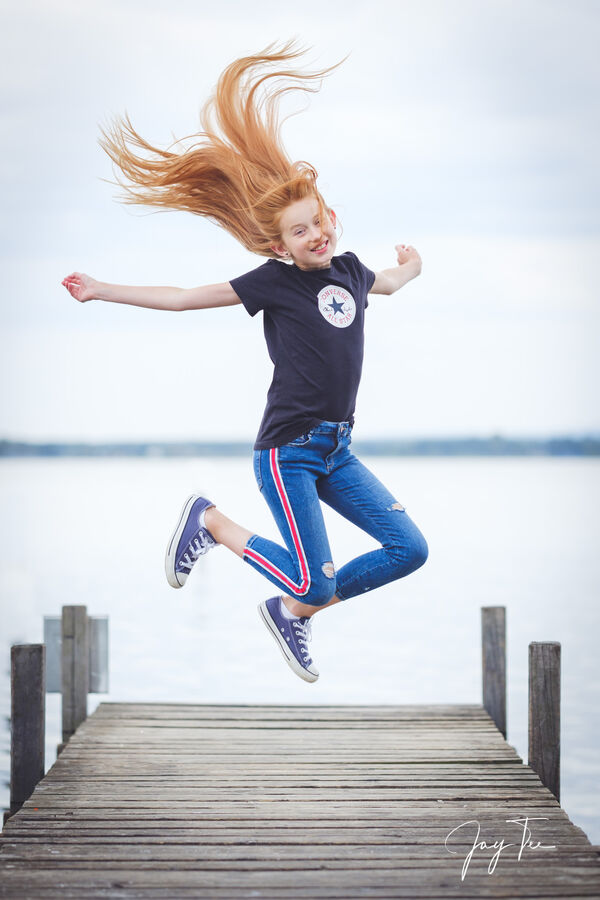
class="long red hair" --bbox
[99,42,342,257]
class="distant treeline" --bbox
[1,436,599,458]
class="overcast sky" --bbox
[1,0,598,441]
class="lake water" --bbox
[1,456,598,841]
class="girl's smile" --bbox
[273,197,338,270]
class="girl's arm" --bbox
[61,272,242,311]
[369,244,422,295]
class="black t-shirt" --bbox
[230,251,376,450]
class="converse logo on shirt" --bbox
[317,285,356,328]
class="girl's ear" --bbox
[271,243,289,258]
[329,209,337,225]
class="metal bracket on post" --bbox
[44,613,109,694]
[43,607,109,754]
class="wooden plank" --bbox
[2,866,600,889]
[5,826,591,842]
[1,833,594,850]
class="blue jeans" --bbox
[243,421,428,606]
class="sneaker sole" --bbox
[258,601,319,683]
[165,494,202,589]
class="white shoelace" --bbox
[292,618,313,661]
[179,533,213,571]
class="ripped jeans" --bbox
[243,421,428,606]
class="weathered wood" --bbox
[61,605,89,746]
[1,702,598,899]
[481,606,506,737]
[1,865,600,892]
[8,644,46,819]
[529,640,561,801]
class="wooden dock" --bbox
[1,702,599,898]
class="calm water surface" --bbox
[1,456,598,840]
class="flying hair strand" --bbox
[98,41,347,256]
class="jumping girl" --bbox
[62,43,428,683]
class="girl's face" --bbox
[272,196,337,270]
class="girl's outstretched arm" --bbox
[369,244,422,295]
[61,273,241,311]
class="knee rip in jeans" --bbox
[321,561,335,579]
[387,501,405,512]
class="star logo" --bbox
[328,297,346,317]
[317,285,356,328]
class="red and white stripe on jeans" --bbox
[243,448,311,596]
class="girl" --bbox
[62,43,428,684]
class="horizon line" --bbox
[1,435,599,458]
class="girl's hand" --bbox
[395,244,421,270]
[61,272,101,303]
[370,245,422,294]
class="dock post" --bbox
[59,605,89,752]
[528,641,561,801]
[481,606,506,737]
[8,644,46,820]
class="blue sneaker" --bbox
[165,495,217,588]
[258,596,319,683]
